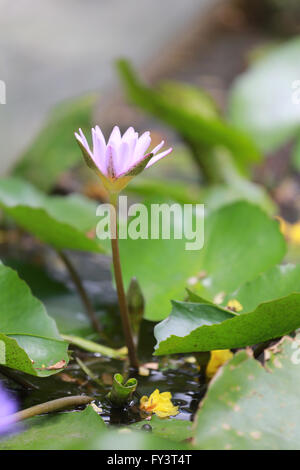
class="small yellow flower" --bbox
[206,350,233,379]
[140,389,179,418]
[226,299,243,312]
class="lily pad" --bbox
[0,177,103,252]
[0,406,189,450]
[223,263,300,312]
[194,336,300,449]
[0,263,69,376]
[154,293,300,354]
[130,415,193,443]
[3,259,123,344]
[192,201,285,301]
[118,200,204,321]
[120,201,285,320]
[0,406,105,450]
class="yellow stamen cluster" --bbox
[226,299,243,312]
[140,389,179,418]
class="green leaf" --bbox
[118,201,204,321]
[117,60,260,171]
[201,180,276,216]
[120,201,285,321]
[154,294,300,355]
[130,415,193,443]
[92,431,190,451]
[193,201,285,300]
[158,80,219,119]
[194,335,300,449]
[223,263,300,312]
[13,94,98,191]
[126,149,274,213]
[228,37,300,153]
[3,259,122,342]
[0,263,69,376]
[0,406,189,450]
[0,406,105,450]
[186,289,213,304]
[43,293,101,338]
[200,146,276,214]
[0,177,104,252]
[126,178,202,205]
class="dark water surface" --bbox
[0,248,206,426]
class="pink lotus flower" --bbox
[75,126,172,193]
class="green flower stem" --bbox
[10,395,93,422]
[58,250,103,338]
[127,277,145,339]
[62,334,127,359]
[109,193,139,369]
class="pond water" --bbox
[1,349,206,425]
[0,243,206,426]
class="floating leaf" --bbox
[194,336,300,449]
[0,263,69,376]
[120,201,285,320]
[0,406,105,450]
[154,294,300,355]
[191,201,285,301]
[0,177,104,252]
[3,259,123,342]
[0,406,188,450]
[223,263,300,312]
[119,200,204,321]
[130,415,193,442]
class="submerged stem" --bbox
[10,395,93,422]
[58,250,103,338]
[109,194,139,369]
[76,357,105,390]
